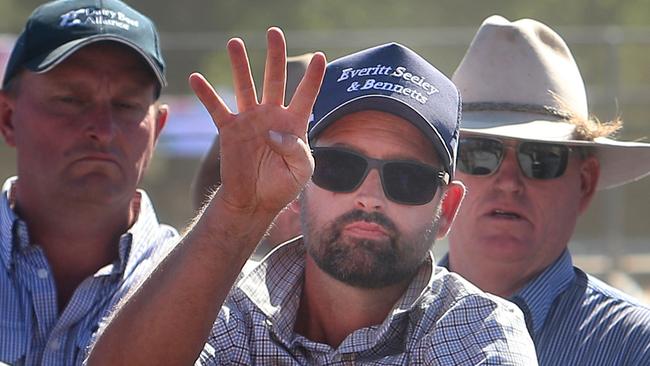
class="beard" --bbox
[301,206,440,289]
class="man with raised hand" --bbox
[0,0,176,364]
[445,15,650,365]
[88,29,537,365]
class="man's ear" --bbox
[435,180,466,239]
[153,103,169,141]
[578,155,600,214]
[0,91,16,147]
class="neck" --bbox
[12,185,139,309]
[294,255,410,347]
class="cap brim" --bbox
[24,34,166,88]
[309,94,455,176]
[460,111,650,190]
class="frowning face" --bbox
[0,42,166,209]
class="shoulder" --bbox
[570,268,650,318]
[571,269,650,331]
[426,266,522,315]
[534,268,650,364]
[426,268,526,328]
[414,268,537,365]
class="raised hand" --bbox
[190,27,326,217]
[85,29,325,366]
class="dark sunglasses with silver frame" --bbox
[458,137,579,180]
[311,147,449,205]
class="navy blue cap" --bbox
[309,43,461,177]
[2,0,166,91]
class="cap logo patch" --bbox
[59,7,140,31]
[336,65,439,105]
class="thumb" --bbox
[267,130,314,183]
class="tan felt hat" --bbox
[453,15,650,190]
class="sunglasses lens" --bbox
[518,142,569,179]
[458,138,503,175]
[383,162,439,205]
[312,149,368,192]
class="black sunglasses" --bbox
[311,147,449,205]
[458,137,571,180]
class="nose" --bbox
[353,168,387,211]
[493,148,525,194]
[85,103,116,145]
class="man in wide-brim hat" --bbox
[442,15,650,365]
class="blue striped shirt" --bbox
[198,239,538,365]
[440,250,650,365]
[0,178,178,366]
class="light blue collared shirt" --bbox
[440,250,650,365]
[0,178,178,366]
[199,238,538,365]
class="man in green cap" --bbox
[0,1,176,364]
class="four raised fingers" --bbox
[194,27,326,133]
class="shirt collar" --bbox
[119,189,167,278]
[0,177,19,270]
[238,238,436,350]
[0,177,163,278]
[238,238,306,343]
[512,250,575,335]
[438,250,575,336]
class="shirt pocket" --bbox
[0,320,27,365]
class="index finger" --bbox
[287,52,326,119]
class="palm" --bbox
[190,28,326,215]
[218,105,310,213]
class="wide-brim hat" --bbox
[452,15,650,190]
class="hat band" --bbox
[463,102,573,121]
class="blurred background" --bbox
[1,0,649,298]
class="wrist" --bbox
[192,190,278,258]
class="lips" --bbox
[343,221,390,239]
[482,205,530,223]
[490,209,522,219]
[74,152,119,164]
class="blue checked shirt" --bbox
[440,250,650,365]
[198,239,538,365]
[0,178,178,366]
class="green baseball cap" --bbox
[2,0,166,91]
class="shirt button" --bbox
[49,339,61,350]
[37,269,49,279]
